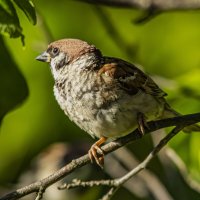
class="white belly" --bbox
[54,81,164,139]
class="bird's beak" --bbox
[36,51,51,62]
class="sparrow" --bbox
[36,38,199,167]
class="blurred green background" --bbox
[0,0,200,199]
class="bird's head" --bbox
[36,39,101,79]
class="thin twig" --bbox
[0,113,200,200]
[58,179,116,190]
[101,187,119,200]
[115,126,183,186]
[59,126,183,200]
[101,126,183,199]
[34,186,45,200]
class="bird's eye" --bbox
[52,47,59,55]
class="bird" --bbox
[36,38,199,168]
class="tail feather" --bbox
[162,103,200,133]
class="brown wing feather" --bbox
[99,57,167,98]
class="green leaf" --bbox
[0,35,28,123]
[13,0,36,25]
[0,0,24,43]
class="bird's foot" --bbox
[137,112,149,135]
[88,137,107,168]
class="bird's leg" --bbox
[137,112,149,135]
[88,136,107,168]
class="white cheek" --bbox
[50,60,59,79]
[50,53,66,80]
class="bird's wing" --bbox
[98,57,167,98]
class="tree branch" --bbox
[79,0,200,23]
[78,0,200,11]
[1,113,200,200]
[58,126,183,200]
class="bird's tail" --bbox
[162,103,200,133]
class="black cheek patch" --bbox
[56,58,66,70]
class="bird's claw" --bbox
[88,137,107,168]
[137,112,149,135]
[88,144,104,168]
